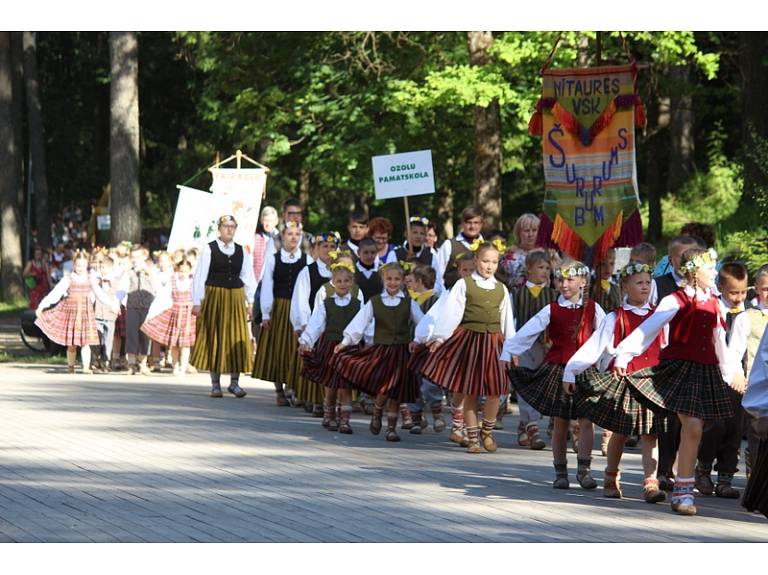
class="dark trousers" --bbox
[697,386,744,474]
[125,307,150,356]
[658,415,681,477]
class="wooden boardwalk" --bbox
[1,353,766,544]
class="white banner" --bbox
[209,168,266,252]
[167,186,218,253]
[372,149,435,200]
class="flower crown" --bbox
[619,262,654,278]
[312,231,341,245]
[283,221,303,229]
[217,215,237,225]
[679,249,717,275]
[469,238,507,255]
[554,263,590,278]
[399,260,414,272]
[330,262,355,274]
[409,216,429,225]
[328,249,353,261]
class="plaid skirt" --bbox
[301,337,355,391]
[573,366,664,436]
[190,286,253,374]
[625,359,734,421]
[335,343,419,404]
[141,304,196,348]
[743,440,768,519]
[508,362,586,420]
[420,328,508,396]
[115,305,127,338]
[36,296,99,347]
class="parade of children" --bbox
[15,205,768,527]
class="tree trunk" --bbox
[643,70,667,245]
[667,63,696,192]
[22,31,52,250]
[467,31,502,231]
[10,33,24,211]
[740,32,768,207]
[435,182,454,243]
[0,32,25,300]
[109,31,141,245]
[299,166,310,221]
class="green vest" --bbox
[324,297,362,342]
[460,277,504,333]
[372,293,412,345]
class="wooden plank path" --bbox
[0,358,766,543]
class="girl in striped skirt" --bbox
[141,259,196,377]
[563,262,667,503]
[422,240,514,453]
[36,250,120,375]
[252,222,310,404]
[501,260,605,488]
[334,262,424,442]
[298,262,361,434]
[612,248,738,516]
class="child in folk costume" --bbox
[252,222,311,405]
[509,250,558,450]
[501,260,606,488]
[149,251,175,372]
[563,262,668,503]
[298,262,361,434]
[116,245,156,376]
[91,256,120,372]
[141,259,197,377]
[422,240,515,453]
[612,248,739,516]
[35,250,120,375]
[400,264,442,433]
[334,262,425,442]
[291,231,341,416]
[742,323,768,518]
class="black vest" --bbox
[355,268,383,303]
[307,262,327,312]
[206,241,244,289]
[273,253,308,299]
[394,245,433,267]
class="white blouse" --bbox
[192,238,257,307]
[260,248,314,321]
[500,295,606,363]
[290,260,331,330]
[298,292,354,348]
[430,272,515,343]
[341,291,424,347]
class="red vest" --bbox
[612,307,662,372]
[543,300,597,365]
[659,291,722,365]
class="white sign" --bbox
[372,150,435,200]
[96,215,111,230]
[209,168,265,250]
[167,186,218,253]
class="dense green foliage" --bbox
[29,31,767,250]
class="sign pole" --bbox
[403,196,413,256]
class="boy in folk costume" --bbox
[436,205,484,290]
[116,245,156,376]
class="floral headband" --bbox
[619,262,654,277]
[554,263,590,278]
[312,231,341,245]
[679,249,717,275]
[283,221,303,229]
[399,260,414,272]
[469,238,507,255]
[328,249,353,261]
[217,215,237,225]
[409,216,429,225]
[330,262,355,274]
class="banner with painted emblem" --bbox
[209,167,266,252]
[529,63,645,264]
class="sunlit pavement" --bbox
[0,361,766,543]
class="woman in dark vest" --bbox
[191,215,257,398]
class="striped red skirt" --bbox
[334,343,418,403]
[420,328,507,396]
[141,304,196,347]
[301,337,354,390]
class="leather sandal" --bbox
[385,427,400,442]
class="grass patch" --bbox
[0,298,29,319]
